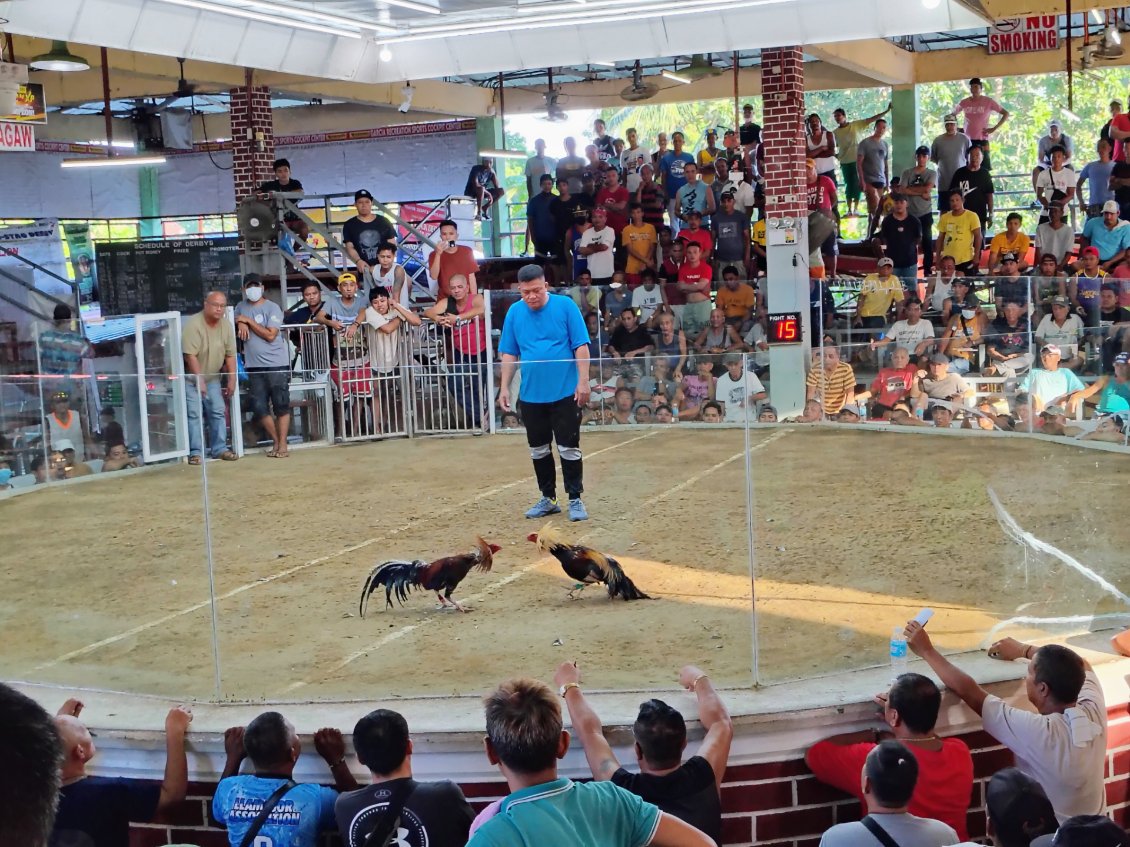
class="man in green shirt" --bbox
[467,677,714,847]
[182,290,238,463]
[832,103,891,217]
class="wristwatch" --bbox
[559,682,581,698]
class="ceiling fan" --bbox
[620,61,659,102]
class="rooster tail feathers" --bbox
[473,537,498,573]
[359,560,426,615]
[604,556,651,601]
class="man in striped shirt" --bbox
[805,345,857,415]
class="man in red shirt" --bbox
[678,240,714,338]
[427,219,478,299]
[1109,107,1130,162]
[595,168,630,236]
[858,346,917,418]
[677,210,714,261]
[807,159,839,277]
[805,672,974,840]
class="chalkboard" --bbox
[95,238,243,316]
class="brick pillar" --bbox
[761,47,807,222]
[228,84,274,206]
[760,46,810,416]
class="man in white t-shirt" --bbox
[715,353,766,422]
[630,270,665,324]
[620,128,651,194]
[579,206,618,283]
[1035,296,1085,370]
[818,740,959,847]
[871,298,937,363]
[906,620,1107,823]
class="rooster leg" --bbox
[450,598,469,613]
[566,582,588,600]
[434,591,452,609]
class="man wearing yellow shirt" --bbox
[751,218,767,276]
[988,212,1031,272]
[934,191,983,273]
[854,257,904,361]
[621,203,658,286]
[698,129,721,186]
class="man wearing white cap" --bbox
[1032,120,1075,191]
[929,115,971,212]
[1019,344,1085,412]
[1081,200,1130,271]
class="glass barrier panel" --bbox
[0,360,215,700]
[206,343,756,700]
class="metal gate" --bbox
[404,313,493,436]
[312,303,494,443]
[329,325,411,442]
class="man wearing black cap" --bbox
[499,264,592,522]
[875,193,922,293]
[342,189,396,280]
[982,769,1058,847]
[901,146,937,273]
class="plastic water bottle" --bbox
[890,627,909,678]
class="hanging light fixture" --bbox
[29,41,90,72]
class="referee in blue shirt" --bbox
[499,264,592,521]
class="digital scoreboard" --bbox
[766,312,803,344]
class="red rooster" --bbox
[527,525,650,601]
[359,537,501,615]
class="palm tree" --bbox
[601,98,741,151]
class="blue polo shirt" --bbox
[1082,216,1130,260]
[467,778,661,847]
[499,292,589,404]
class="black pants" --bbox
[918,213,934,273]
[519,396,583,499]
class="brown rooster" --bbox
[527,525,650,601]
[359,537,501,615]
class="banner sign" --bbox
[0,83,48,124]
[0,121,35,151]
[988,17,1059,53]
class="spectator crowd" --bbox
[4,621,1130,847]
[8,78,1130,491]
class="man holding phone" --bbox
[427,219,478,299]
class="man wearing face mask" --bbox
[234,274,292,458]
[941,296,988,375]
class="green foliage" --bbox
[499,127,531,207]
[597,67,1130,235]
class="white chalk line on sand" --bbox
[282,428,792,693]
[35,431,661,673]
[987,486,1130,607]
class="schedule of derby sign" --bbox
[95,238,242,316]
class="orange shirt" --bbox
[716,283,756,320]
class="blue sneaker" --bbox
[525,497,561,519]
[568,498,589,522]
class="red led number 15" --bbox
[778,318,797,341]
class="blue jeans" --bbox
[187,379,228,458]
[450,349,486,428]
[894,266,918,294]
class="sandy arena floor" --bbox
[1,427,1126,703]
